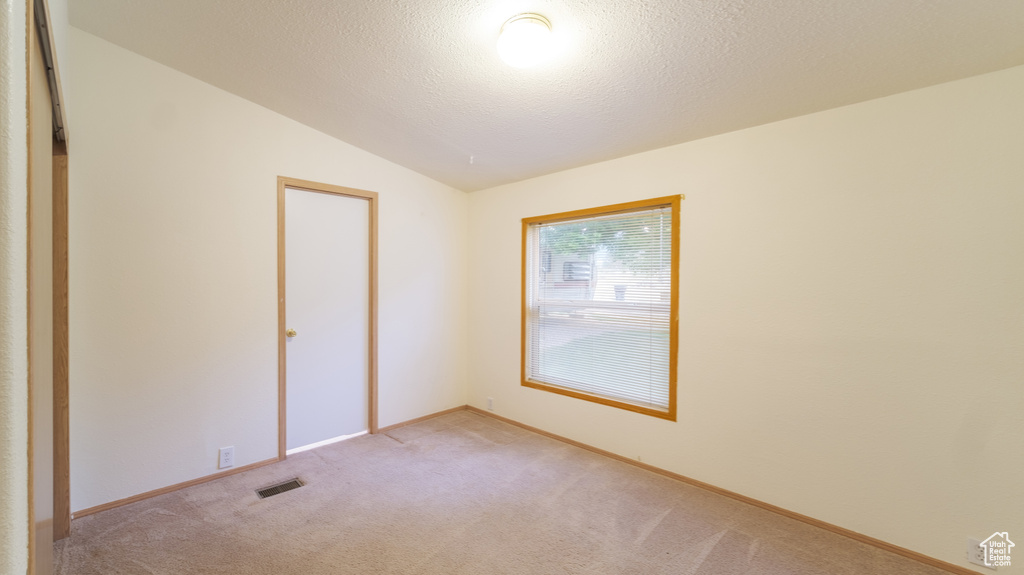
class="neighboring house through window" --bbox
[521,195,682,420]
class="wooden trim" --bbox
[25,1,36,568]
[521,380,676,420]
[51,149,69,540]
[367,191,379,434]
[668,194,680,422]
[72,457,278,519]
[376,406,468,434]
[278,176,379,202]
[277,176,380,458]
[466,406,980,575]
[276,179,287,459]
[521,194,684,226]
[521,195,683,422]
[520,218,528,403]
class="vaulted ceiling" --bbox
[70,0,1024,192]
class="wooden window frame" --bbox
[521,195,682,421]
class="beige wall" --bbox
[467,65,1024,571]
[0,0,30,571]
[67,29,469,512]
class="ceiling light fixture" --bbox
[497,13,553,68]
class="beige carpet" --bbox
[56,410,951,574]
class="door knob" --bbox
[286,328,297,338]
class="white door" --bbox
[285,187,369,450]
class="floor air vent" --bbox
[257,478,304,499]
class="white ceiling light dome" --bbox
[497,13,553,68]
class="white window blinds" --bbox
[523,199,678,418]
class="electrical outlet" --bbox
[487,397,494,411]
[967,538,996,570]
[219,446,234,469]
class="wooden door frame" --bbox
[27,0,71,545]
[52,145,68,539]
[276,176,379,460]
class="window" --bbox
[522,195,681,420]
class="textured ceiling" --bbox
[70,0,1024,192]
